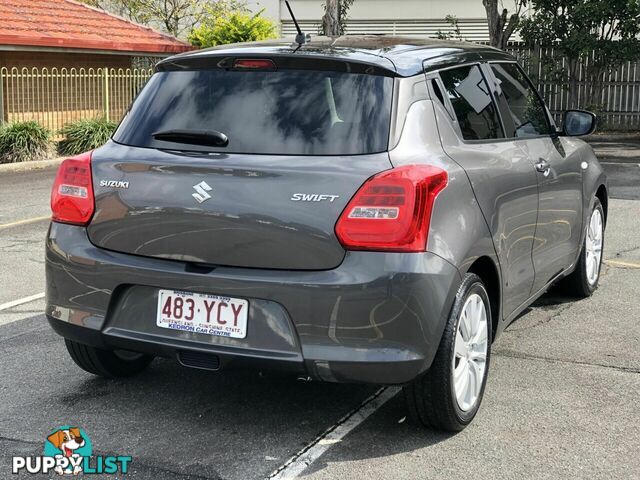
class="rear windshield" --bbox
[113,69,393,156]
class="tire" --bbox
[559,198,605,298]
[64,339,154,378]
[403,273,492,432]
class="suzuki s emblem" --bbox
[192,181,213,204]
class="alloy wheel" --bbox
[585,208,604,286]
[452,293,489,412]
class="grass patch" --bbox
[0,121,54,164]
[58,117,117,156]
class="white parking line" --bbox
[0,293,45,312]
[606,259,640,269]
[0,215,50,230]
[269,386,401,480]
[598,162,639,165]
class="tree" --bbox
[79,0,245,38]
[322,0,355,36]
[520,0,640,110]
[482,0,528,49]
[189,8,277,48]
[435,15,464,41]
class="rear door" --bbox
[88,147,391,270]
[429,63,539,318]
[88,61,395,270]
[487,62,583,293]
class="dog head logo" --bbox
[13,426,131,475]
[47,428,85,457]
[44,426,92,475]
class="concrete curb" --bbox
[0,158,63,174]
[585,133,640,143]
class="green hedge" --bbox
[0,121,53,164]
[189,10,277,48]
[58,117,118,156]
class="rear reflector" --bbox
[233,58,276,70]
[335,165,448,252]
[51,151,95,226]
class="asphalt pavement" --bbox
[0,140,639,479]
[587,139,640,200]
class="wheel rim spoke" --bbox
[459,311,471,341]
[459,363,471,407]
[454,358,467,383]
[455,331,468,358]
[454,360,469,405]
[467,361,480,402]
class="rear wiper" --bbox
[152,129,229,147]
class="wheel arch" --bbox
[465,256,501,341]
[595,184,608,224]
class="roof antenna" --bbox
[284,1,308,45]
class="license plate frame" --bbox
[156,289,248,339]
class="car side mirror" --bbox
[562,110,597,137]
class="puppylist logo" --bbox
[12,426,132,475]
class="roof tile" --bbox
[0,0,192,54]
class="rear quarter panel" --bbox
[388,77,500,316]
[575,139,608,244]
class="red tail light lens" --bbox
[335,165,448,252]
[51,151,94,226]
[233,59,276,70]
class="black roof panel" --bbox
[158,35,515,77]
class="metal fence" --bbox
[508,47,640,130]
[0,67,154,135]
[282,19,492,42]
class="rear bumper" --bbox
[45,223,461,384]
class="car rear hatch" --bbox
[86,54,395,270]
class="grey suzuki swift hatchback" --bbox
[47,36,607,431]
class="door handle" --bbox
[535,159,551,177]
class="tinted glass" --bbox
[490,63,552,138]
[439,65,503,141]
[113,70,393,155]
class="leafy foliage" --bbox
[520,0,640,109]
[189,8,277,47]
[80,0,245,38]
[0,121,53,164]
[435,15,464,41]
[58,118,118,156]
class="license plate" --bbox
[156,289,248,339]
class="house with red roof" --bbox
[0,0,192,70]
[0,0,192,132]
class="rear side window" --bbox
[490,62,552,138]
[438,65,503,141]
[113,69,393,156]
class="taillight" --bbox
[335,165,448,252]
[233,58,276,70]
[51,151,94,226]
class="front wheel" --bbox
[403,273,492,432]
[560,198,605,298]
[65,339,154,378]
